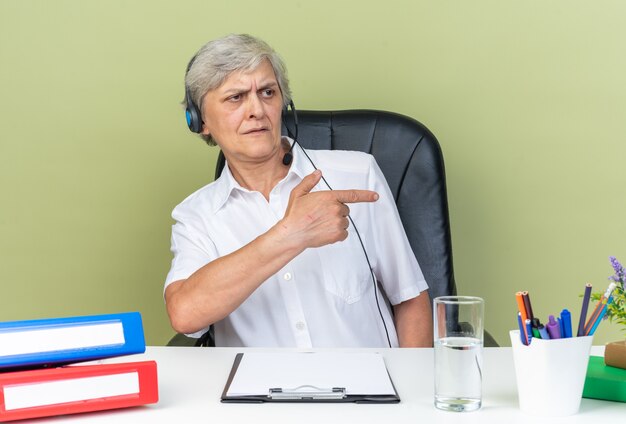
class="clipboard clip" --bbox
[269,385,346,400]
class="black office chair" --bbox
[167,110,499,347]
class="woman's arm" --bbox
[393,293,433,347]
[165,170,379,334]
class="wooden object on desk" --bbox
[604,340,626,369]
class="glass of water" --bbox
[433,296,484,412]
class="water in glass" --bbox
[434,336,483,412]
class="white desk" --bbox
[42,346,622,423]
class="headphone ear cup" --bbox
[185,103,202,133]
[185,88,203,133]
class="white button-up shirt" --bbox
[165,140,429,347]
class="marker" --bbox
[532,326,541,339]
[531,318,540,329]
[525,319,533,345]
[531,319,541,338]
[546,315,561,339]
[538,324,550,340]
[560,309,572,338]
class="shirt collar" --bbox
[211,137,310,213]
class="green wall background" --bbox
[1,0,624,346]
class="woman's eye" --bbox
[261,89,274,97]
[228,94,241,102]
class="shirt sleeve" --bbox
[366,156,429,305]
[163,208,219,339]
[164,208,219,292]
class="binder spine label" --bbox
[3,371,140,411]
[0,322,125,357]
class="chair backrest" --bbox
[215,109,457,301]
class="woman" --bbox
[164,34,432,347]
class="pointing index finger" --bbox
[331,190,379,204]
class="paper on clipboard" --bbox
[225,352,396,397]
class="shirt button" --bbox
[295,321,306,331]
[283,272,292,281]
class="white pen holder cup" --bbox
[509,330,593,417]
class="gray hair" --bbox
[184,34,292,146]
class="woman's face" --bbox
[201,60,284,166]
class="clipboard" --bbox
[221,352,400,403]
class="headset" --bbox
[184,59,393,347]
[185,88,203,134]
[184,55,203,134]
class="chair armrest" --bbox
[166,333,199,347]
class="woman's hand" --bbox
[276,170,379,250]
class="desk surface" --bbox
[42,346,622,424]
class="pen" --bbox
[516,292,529,345]
[584,282,617,335]
[522,291,535,322]
[577,283,592,337]
[546,315,561,339]
[588,296,613,336]
[560,309,572,338]
[517,312,527,345]
[525,319,533,345]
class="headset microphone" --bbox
[282,145,295,166]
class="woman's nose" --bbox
[246,94,265,119]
